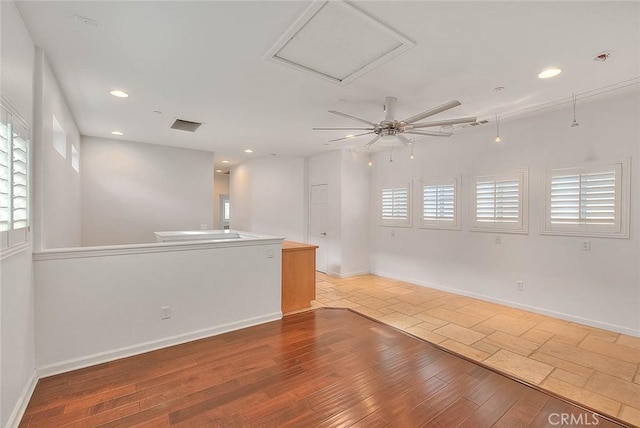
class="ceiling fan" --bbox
[314,96,476,148]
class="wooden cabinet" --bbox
[281,241,318,313]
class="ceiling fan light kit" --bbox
[314,96,476,150]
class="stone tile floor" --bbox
[309,273,640,426]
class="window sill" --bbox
[540,230,629,239]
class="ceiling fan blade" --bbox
[328,110,377,126]
[402,100,462,124]
[409,116,477,129]
[405,131,453,137]
[364,135,381,149]
[313,127,374,131]
[327,131,374,143]
[396,134,412,146]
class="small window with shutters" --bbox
[542,161,629,238]
[471,169,528,234]
[420,177,460,230]
[0,100,30,256]
[380,184,411,227]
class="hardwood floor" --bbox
[20,309,627,427]
[314,273,640,426]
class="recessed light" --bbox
[346,134,355,138]
[153,110,162,114]
[110,90,129,98]
[493,86,505,92]
[244,149,253,153]
[111,131,124,136]
[221,160,229,164]
[215,169,223,173]
[538,68,562,79]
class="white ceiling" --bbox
[16,1,640,170]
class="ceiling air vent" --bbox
[170,119,203,132]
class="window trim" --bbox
[379,183,412,227]
[470,169,529,234]
[419,176,461,230]
[541,160,630,238]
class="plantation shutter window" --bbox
[471,170,528,233]
[0,100,30,254]
[0,108,10,233]
[476,179,519,224]
[421,178,460,230]
[543,162,628,238]
[380,185,411,226]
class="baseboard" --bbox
[339,270,371,278]
[5,368,38,428]
[37,312,283,378]
[371,270,640,337]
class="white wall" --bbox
[230,157,306,242]
[369,89,640,335]
[213,173,229,228]
[340,151,370,276]
[81,137,214,246]
[36,51,82,250]
[0,2,37,426]
[33,239,282,374]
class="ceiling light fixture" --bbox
[410,142,415,160]
[538,68,562,79]
[215,169,223,173]
[111,131,123,136]
[494,114,501,143]
[110,90,129,98]
[222,160,229,164]
[244,149,253,153]
[571,93,579,127]
[368,159,373,167]
[346,134,355,138]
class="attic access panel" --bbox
[265,1,415,86]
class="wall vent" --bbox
[468,120,489,126]
[170,119,203,132]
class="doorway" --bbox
[309,184,328,273]
[219,195,230,229]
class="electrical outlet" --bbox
[494,236,502,244]
[160,306,171,320]
[516,281,524,291]
[267,249,275,258]
[581,240,591,251]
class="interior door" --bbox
[309,184,328,273]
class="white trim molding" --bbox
[5,369,38,428]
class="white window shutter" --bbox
[421,177,460,230]
[471,170,528,234]
[380,185,411,226]
[544,162,627,237]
